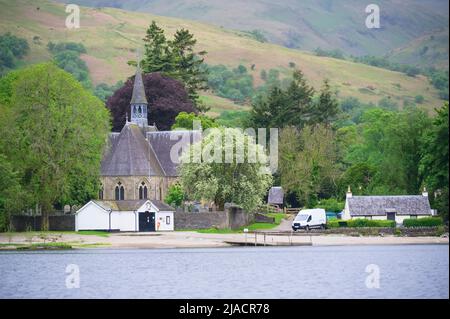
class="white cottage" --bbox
[342,187,434,224]
[75,199,175,232]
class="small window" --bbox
[166,216,171,225]
[115,182,125,200]
[139,182,148,200]
[99,184,104,200]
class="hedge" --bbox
[327,219,396,228]
[402,217,444,227]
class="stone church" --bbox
[99,65,200,202]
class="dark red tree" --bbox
[106,72,197,131]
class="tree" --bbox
[0,155,26,231]
[165,184,184,208]
[312,79,339,125]
[0,63,110,229]
[341,107,432,195]
[421,103,449,220]
[0,33,29,74]
[249,69,337,130]
[179,128,273,211]
[172,112,217,130]
[169,28,208,102]
[106,72,197,131]
[141,21,208,105]
[48,42,92,89]
[279,125,340,207]
[142,21,173,73]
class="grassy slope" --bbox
[387,29,450,69]
[59,0,450,68]
[0,0,445,113]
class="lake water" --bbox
[0,245,448,299]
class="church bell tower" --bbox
[130,63,148,128]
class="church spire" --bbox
[130,59,148,127]
[130,63,148,105]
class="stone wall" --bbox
[295,226,448,237]
[254,213,275,223]
[10,215,75,232]
[174,212,228,230]
[175,206,254,230]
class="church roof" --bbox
[347,195,432,216]
[147,130,202,177]
[130,65,148,105]
[92,199,175,212]
[101,123,164,176]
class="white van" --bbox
[292,208,327,231]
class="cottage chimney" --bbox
[422,187,428,197]
[346,185,353,198]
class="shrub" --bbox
[347,219,396,228]
[315,198,344,212]
[327,219,395,228]
[415,95,425,104]
[403,217,444,227]
[327,220,341,228]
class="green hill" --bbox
[0,0,445,114]
[57,0,449,69]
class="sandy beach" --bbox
[0,231,448,249]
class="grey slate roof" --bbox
[101,123,164,176]
[147,130,202,177]
[347,195,432,216]
[93,200,148,211]
[130,65,148,105]
[268,187,284,204]
[151,200,176,211]
[93,199,174,212]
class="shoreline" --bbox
[0,231,448,250]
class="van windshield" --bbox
[295,214,309,221]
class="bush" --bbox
[348,219,396,228]
[315,198,344,212]
[403,217,444,227]
[415,95,425,104]
[327,220,341,228]
[327,219,395,228]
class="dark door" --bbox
[139,211,155,232]
[387,212,396,221]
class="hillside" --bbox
[387,29,449,69]
[57,0,449,68]
[0,0,445,113]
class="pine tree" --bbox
[142,21,173,73]
[141,22,208,106]
[169,28,208,102]
[313,79,339,125]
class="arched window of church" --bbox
[138,105,142,114]
[139,182,148,200]
[115,182,125,200]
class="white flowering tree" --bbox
[179,127,273,212]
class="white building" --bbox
[342,187,434,224]
[75,199,175,232]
